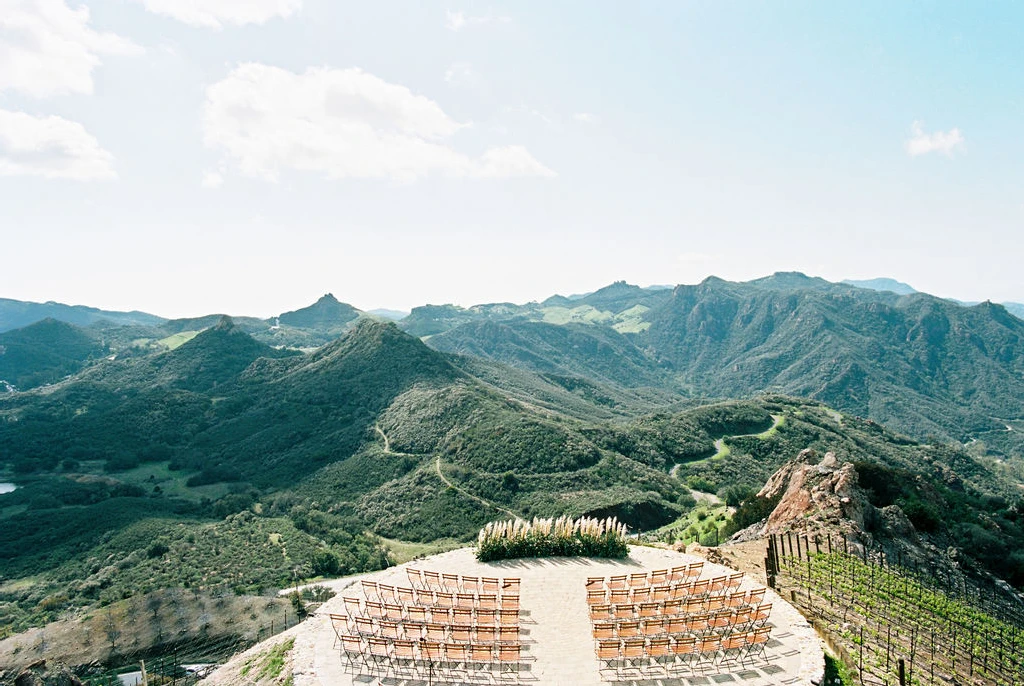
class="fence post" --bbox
[898,658,906,686]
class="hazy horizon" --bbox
[3,2,1022,318]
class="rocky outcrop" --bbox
[13,660,84,686]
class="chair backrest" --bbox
[590,604,611,620]
[629,572,649,588]
[748,588,766,605]
[406,568,422,587]
[361,580,378,598]
[722,634,747,651]
[642,618,665,636]
[415,588,435,605]
[622,638,645,658]
[692,579,710,596]
[379,584,396,603]
[498,626,520,643]
[397,586,415,604]
[709,610,733,630]
[384,603,404,621]
[425,622,446,641]
[652,585,670,601]
[476,626,497,643]
[687,562,704,579]
[632,587,651,603]
[727,590,747,608]
[698,635,721,653]
[463,575,480,592]
[500,595,519,610]
[613,604,634,620]
[502,577,521,594]
[706,596,726,612]
[477,608,498,626]
[451,625,472,642]
[380,621,400,639]
[470,643,493,661]
[367,637,390,658]
[647,636,670,658]
[608,574,627,590]
[366,601,384,619]
[456,592,476,609]
[436,592,454,608]
[672,635,698,656]
[424,570,441,590]
[343,596,361,614]
[617,621,640,639]
[588,589,607,605]
[586,576,605,590]
[341,634,362,653]
[446,642,468,661]
[685,613,709,633]
[754,603,772,622]
[442,573,460,590]
[650,569,669,585]
[479,593,498,610]
[728,572,745,588]
[669,564,687,582]
[482,576,500,593]
[596,640,620,660]
[421,640,444,661]
[498,644,521,663]
[664,617,686,635]
[499,608,520,625]
[407,606,427,623]
[593,622,615,639]
[751,626,772,644]
[610,589,629,604]
[429,607,450,624]
[638,602,659,618]
[452,607,473,624]
[709,575,727,593]
[355,617,374,635]
[663,599,683,615]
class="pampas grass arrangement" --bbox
[476,515,629,561]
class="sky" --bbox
[1,1,1023,318]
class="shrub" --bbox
[476,516,629,562]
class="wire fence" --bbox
[764,532,1024,686]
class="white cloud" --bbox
[129,0,301,29]
[573,112,598,124]
[202,170,224,188]
[0,109,116,180]
[445,9,510,31]
[0,0,141,97]
[905,120,965,157]
[203,63,555,182]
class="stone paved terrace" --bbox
[280,545,823,686]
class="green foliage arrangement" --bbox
[476,515,629,561]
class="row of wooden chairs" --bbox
[586,563,706,591]
[333,614,523,644]
[596,627,772,677]
[344,600,521,627]
[585,575,749,606]
[339,633,525,680]
[587,588,767,621]
[360,581,520,610]
[591,605,772,639]
[406,568,521,595]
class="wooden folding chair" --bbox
[708,609,734,633]
[669,564,688,583]
[612,603,634,620]
[442,573,460,592]
[435,592,454,609]
[501,577,521,594]
[590,604,612,622]
[705,595,726,612]
[365,601,384,619]
[444,642,469,678]
[744,626,771,664]
[407,605,427,623]
[747,588,766,605]
[428,606,450,624]
[684,597,704,615]
[596,639,621,678]
[587,589,608,605]
[727,572,744,589]
[340,634,365,674]
[396,586,415,605]
[500,594,519,611]
[420,640,444,680]
[586,576,605,590]
[621,638,646,676]
[719,632,748,668]
[360,580,378,600]
[632,587,651,603]
[477,608,498,626]
[469,643,495,675]
[497,643,522,679]
[463,575,480,593]
[379,584,396,604]
[456,592,476,609]
[650,568,669,585]
[672,582,693,600]
[664,616,687,636]
[617,620,641,639]
[727,589,748,609]
[406,567,422,589]
[695,635,721,671]
[482,576,500,593]
[751,603,772,628]
[608,574,628,590]
[384,603,404,622]
[691,579,710,598]
[479,593,498,610]
[593,622,615,640]
[328,613,348,647]
[342,596,362,615]
[423,570,441,591]
[663,598,683,616]
[651,584,670,602]
[450,624,472,643]
[415,587,435,606]
[609,588,629,605]
[670,635,699,673]
[647,636,672,675]
[687,562,704,580]
[629,572,649,589]
[366,637,393,677]
[685,613,710,635]
[708,575,728,595]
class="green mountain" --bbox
[842,277,917,295]
[0,319,108,390]
[0,298,164,333]
[278,293,360,329]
